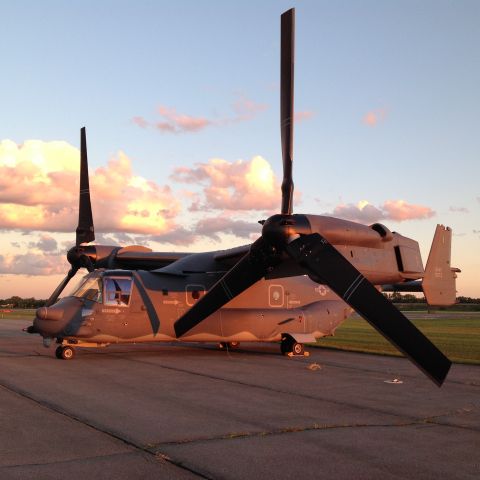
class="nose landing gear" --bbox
[55,345,75,360]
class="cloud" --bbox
[328,199,435,223]
[0,252,66,276]
[150,217,260,246]
[449,206,469,213]
[382,200,435,221]
[171,155,280,211]
[194,217,259,242]
[132,105,211,134]
[28,234,58,252]
[294,111,314,123]
[0,139,182,236]
[133,94,267,134]
[155,105,211,133]
[150,226,198,247]
[132,116,149,129]
[231,94,267,122]
[362,108,387,127]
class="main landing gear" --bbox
[281,336,309,357]
[55,345,75,360]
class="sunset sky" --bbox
[1,0,479,298]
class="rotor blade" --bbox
[286,233,451,386]
[76,127,95,246]
[45,267,79,307]
[280,8,295,215]
[174,238,275,338]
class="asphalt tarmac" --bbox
[1,317,479,479]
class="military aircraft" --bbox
[26,9,459,386]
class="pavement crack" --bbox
[123,356,480,433]
[147,419,435,451]
[3,450,139,469]
[0,382,210,479]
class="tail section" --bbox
[422,225,460,306]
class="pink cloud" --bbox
[362,108,387,126]
[232,95,267,122]
[382,200,435,221]
[328,200,435,223]
[294,111,314,123]
[132,116,148,129]
[133,94,267,134]
[131,108,211,134]
[0,140,182,236]
[156,105,211,133]
[132,105,212,134]
[171,156,280,211]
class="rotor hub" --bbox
[67,245,96,271]
[261,214,311,247]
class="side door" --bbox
[101,276,134,337]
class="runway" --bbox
[1,317,479,479]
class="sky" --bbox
[0,0,479,298]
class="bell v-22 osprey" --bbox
[26,9,460,386]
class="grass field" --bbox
[313,313,480,365]
[0,309,36,320]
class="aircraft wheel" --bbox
[56,345,75,360]
[292,342,304,355]
[281,337,304,356]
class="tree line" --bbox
[1,293,479,309]
[384,293,480,303]
[0,296,47,309]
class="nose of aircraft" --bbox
[32,297,83,338]
[36,306,64,321]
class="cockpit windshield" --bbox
[71,276,103,303]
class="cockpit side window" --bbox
[104,277,133,306]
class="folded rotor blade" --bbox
[280,8,295,215]
[286,233,451,386]
[174,238,276,338]
[76,127,95,246]
[45,267,79,307]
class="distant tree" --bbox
[384,292,425,303]
[457,296,480,304]
[0,297,47,308]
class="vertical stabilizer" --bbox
[422,225,460,306]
